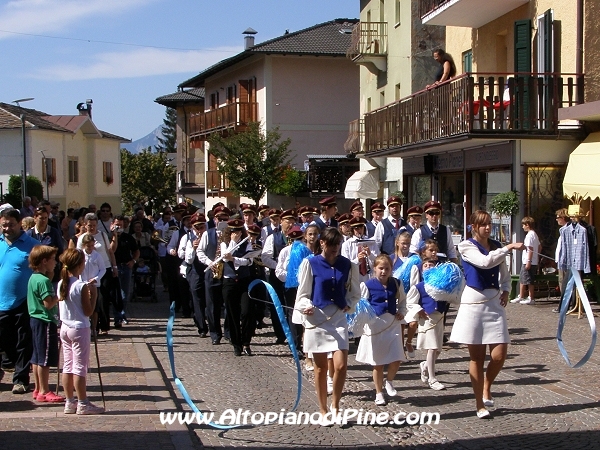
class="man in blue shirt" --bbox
[0,208,38,394]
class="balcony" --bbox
[419,0,529,28]
[188,102,258,141]
[205,170,232,197]
[346,21,387,73]
[363,72,584,154]
[344,118,364,154]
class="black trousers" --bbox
[284,287,302,348]
[205,272,225,340]
[268,272,286,341]
[0,301,32,385]
[187,265,207,333]
[98,270,123,331]
[222,277,255,349]
[165,254,183,310]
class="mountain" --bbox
[120,126,163,153]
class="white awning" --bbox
[344,169,380,199]
[563,132,600,200]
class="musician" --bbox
[410,201,458,263]
[257,205,271,227]
[349,200,365,219]
[311,196,338,231]
[342,217,377,283]
[374,196,406,255]
[166,211,193,317]
[220,219,254,356]
[366,202,384,238]
[260,208,282,243]
[241,204,258,229]
[299,206,317,232]
[197,206,230,345]
[156,210,177,291]
[338,214,353,241]
[246,224,267,330]
[181,213,208,337]
[206,202,224,230]
[262,209,296,344]
[399,205,424,237]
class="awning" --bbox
[344,169,380,199]
[563,132,600,200]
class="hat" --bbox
[211,202,225,211]
[268,208,282,217]
[349,200,364,212]
[287,226,304,240]
[424,201,442,213]
[174,202,188,213]
[227,218,245,230]
[406,205,424,216]
[247,224,262,235]
[280,209,296,220]
[258,204,270,214]
[370,202,384,212]
[319,196,337,207]
[387,196,403,207]
[338,213,352,225]
[190,213,206,225]
[241,204,257,215]
[349,217,368,227]
[213,205,231,217]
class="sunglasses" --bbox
[427,210,441,216]
[216,216,229,221]
[193,224,206,229]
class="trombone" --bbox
[151,230,169,245]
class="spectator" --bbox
[20,196,35,218]
[510,216,540,305]
[26,206,65,282]
[97,203,113,238]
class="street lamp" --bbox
[12,98,35,199]
[39,150,50,201]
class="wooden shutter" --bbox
[514,19,532,129]
[239,80,249,102]
[542,10,553,73]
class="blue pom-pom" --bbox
[346,298,376,335]
[423,262,463,295]
[285,241,312,288]
[393,254,421,293]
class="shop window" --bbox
[440,174,464,236]
[408,175,431,209]
[472,170,511,242]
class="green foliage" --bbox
[4,175,44,207]
[271,166,307,197]
[208,122,292,205]
[489,190,520,217]
[120,148,176,215]
[155,107,177,153]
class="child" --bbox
[510,216,540,305]
[28,245,64,402]
[81,234,105,318]
[405,257,462,391]
[356,254,407,405]
[58,248,104,415]
[136,258,151,284]
[392,232,411,272]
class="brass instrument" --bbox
[151,230,169,245]
[251,241,265,267]
[211,231,224,279]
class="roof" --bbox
[155,88,205,107]
[307,154,349,160]
[179,18,358,88]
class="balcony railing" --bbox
[419,0,447,19]
[363,72,584,154]
[189,102,258,139]
[206,170,230,194]
[344,118,364,154]
[347,21,388,60]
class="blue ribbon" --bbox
[556,268,597,368]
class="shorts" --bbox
[519,264,538,285]
[60,324,91,377]
[30,318,59,367]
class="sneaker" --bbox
[36,391,65,403]
[12,383,28,394]
[375,392,386,406]
[419,361,428,383]
[520,297,535,305]
[384,380,397,397]
[509,297,523,304]
[428,378,446,391]
[76,401,105,415]
[552,308,560,313]
[405,344,416,359]
[64,400,78,414]
[327,376,334,395]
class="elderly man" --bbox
[20,197,35,218]
[0,208,38,393]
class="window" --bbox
[395,83,401,101]
[42,157,56,185]
[380,91,386,108]
[103,161,113,185]
[395,0,401,25]
[462,50,473,73]
[367,97,372,112]
[68,157,79,183]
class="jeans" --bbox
[117,264,132,313]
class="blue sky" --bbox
[0,0,358,141]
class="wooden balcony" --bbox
[188,102,258,141]
[363,72,584,154]
[205,170,231,197]
[344,118,364,154]
[347,22,387,73]
[419,0,529,28]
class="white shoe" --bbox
[509,297,522,303]
[419,361,428,383]
[375,392,386,406]
[319,412,334,427]
[477,408,491,419]
[483,397,495,407]
[405,345,416,359]
[384,380,397,397]
[327,376,333,395]
[520,297,535,305]
[428,378,445,390]
[305,363,314,372]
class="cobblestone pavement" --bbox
[1,281,599,449]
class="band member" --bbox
[366,202,384,238]
[260,209,282,243]
[410,201,458,263]
[311,196,338,231]
[167,210,193,317]
[241,204,258,229]
[338,213,353,241]
[349,200,364,219]
[342,217,377,283]
[246,224,267,330]
[399,205,424,237]
[299,206,318,232]
[374,196,406,255]
[257,205,271,227]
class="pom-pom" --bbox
[285,241,312,288]
[423,262,464,302]
[346,298,376,336]
[393,254,421,293]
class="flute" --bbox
[204,236,250,273]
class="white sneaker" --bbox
[509,297,522,304]
[384,380,397,397]
[327,376,333,395]
[419,361,428,383]
[375,392,386,405]
[520,297,535,305]
[428,378,446,390]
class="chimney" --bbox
[76,99,93,119]
[243,27,257,50]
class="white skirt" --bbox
[416,311,445,350]
[355,313,406,366]
[449,286,510,345]
[302,304,349,353]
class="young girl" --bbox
[28,245,63,402]
[58,248,104,415]
[356,254,406,405]
[392,232,411,272]
[81,234,105,317]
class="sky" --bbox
[0,0,358,141]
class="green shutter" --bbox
[543,10,553,72]
[514,19,532,129]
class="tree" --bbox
[121,148,176,215]
[4,175,44,208]
[208,122,292,206]
[271,166,307,198]
[155,107,177,153]
[489,190,520,243]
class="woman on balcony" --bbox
[427,49,457,89]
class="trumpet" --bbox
[151,230,169,245]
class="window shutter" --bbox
[514,19,532,129]
[543,10,553,73]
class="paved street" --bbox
[1,281,599,449]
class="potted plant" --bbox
[489,190,519,244]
